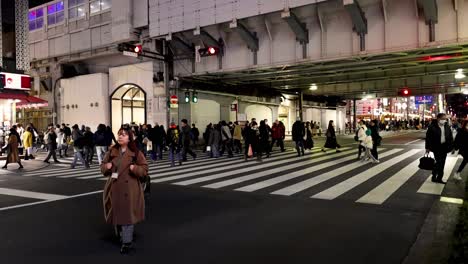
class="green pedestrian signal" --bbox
[192,92,198,103]
[185,92,190,103]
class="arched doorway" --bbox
[245,105,273,123]
[110,84,146,131]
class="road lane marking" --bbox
[311,149,421,200]
[271,149,402,196]
[440,196,464,205]
[0,190,103,212]
[0,187,67,200]
[151,148,328,183]
[204,149,357,189]
[356,159,420,205]
[152,149,304,179]
[417,156,459,195]
[404,139,422,145]
[81,151,297,180]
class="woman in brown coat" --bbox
[101,127,148,254]
[2,128,23,169]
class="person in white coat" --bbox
[358,123,379,163]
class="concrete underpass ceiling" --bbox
[181,43,468,99]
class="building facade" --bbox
[27,0,468,132]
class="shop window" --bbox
[69,0,86,20]
[28,8,44,31]
[47,1,65,26]
[90,0,111,15]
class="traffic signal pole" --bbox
[163,40,170,127]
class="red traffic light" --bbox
[134,45,142,53]
[208,47,216,55]
[398,88,411,96]
[199,46,219,56]
[118,43,143,55]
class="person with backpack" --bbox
[43,125,60,164]
[101,127,148,254]
[220,121,233,158]
[167,122,182,166]
[71,124,89,169]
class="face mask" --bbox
[438,120,446,126]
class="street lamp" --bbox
[309,84,318,91]
[455,69,466,79]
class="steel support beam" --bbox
[344,0,367,51]
[282,9,309,59]
[167,34,194,55]
[418,0,438,41]
[194,28,222,48]
[418,0,438,24]
[282,9,309,44]
[230,19,259,52]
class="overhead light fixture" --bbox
[455,69,466,79]
[309,84,318,91]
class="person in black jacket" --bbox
[44,126,60,163]
[181,119,196,161]
[83,127,95,165]
[292,120,305,157]
[425,113,453,184]
[191,124,200,149]
[369,120,382,161]
[322,120,341,153]
[257,120,270,161]
[203,123,213,153]
[94,124,108,165]
[454,120,468,180]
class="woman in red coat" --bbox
[101,127,148,254]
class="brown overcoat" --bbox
[101,147,148,225]
[6,134,20,163]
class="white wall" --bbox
[60,73,109,130]
[191,99,221,131]
[245,105,273,123]
[109,62,155,129]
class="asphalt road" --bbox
[0,131,464,263]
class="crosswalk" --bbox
[16,146,462,206]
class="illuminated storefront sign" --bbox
[0,72,31,90]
